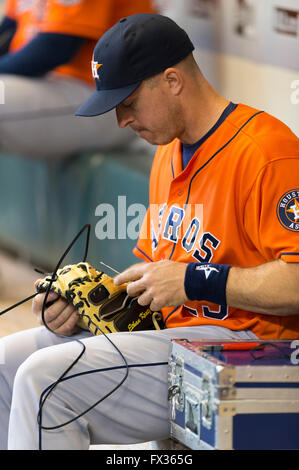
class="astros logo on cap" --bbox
[91,55,102,80]
[277,189,299,232]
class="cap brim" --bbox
[75,82,141,117]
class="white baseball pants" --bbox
[0,324,258,450]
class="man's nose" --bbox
[116,106,134,128]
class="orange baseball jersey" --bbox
[4,0,155,84]
[133,104,299,340]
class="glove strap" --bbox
[152,311,163,330]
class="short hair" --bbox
[144,53,198,89]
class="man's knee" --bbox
[13,347,56,395]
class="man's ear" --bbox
[163,68,184,96]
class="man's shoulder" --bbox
[227,103,297,137]
[227,103,299,162]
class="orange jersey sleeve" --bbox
[39,0,114,39]
[244,158,299,263]
[39,0,115,83]
[40,0,155,38]
[47,0,155,83]
[7,0,155,84]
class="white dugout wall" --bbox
[155,0,299,136]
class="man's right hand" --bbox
[32,279,80,336]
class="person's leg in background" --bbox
[0,74,136,160]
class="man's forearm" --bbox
[226,259,299,316]
[0,33,84,76]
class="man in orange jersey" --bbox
[77,13,299,341]
[0,0,155,159]
[1,14,298,450]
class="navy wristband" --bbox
[184,262,231,306]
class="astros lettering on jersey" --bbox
[4,0,155,84]
[134,104,299,340]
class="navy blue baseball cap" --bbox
[75,13,194,117]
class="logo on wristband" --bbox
[277,189,299,232]
[195,264,219,279]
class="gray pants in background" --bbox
[0,74,136,160]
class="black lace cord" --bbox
[0,226,92,317]
[0,223,130,449]
[40,223,90,335]
[36,224,129,449]
[38,321,129,431]
[0,292,39,316]
[37,339,87,450]
[0,225,91,318]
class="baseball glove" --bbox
[37,262,164,335]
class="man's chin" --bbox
[136,130,171,146]
[136,130,155,144]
